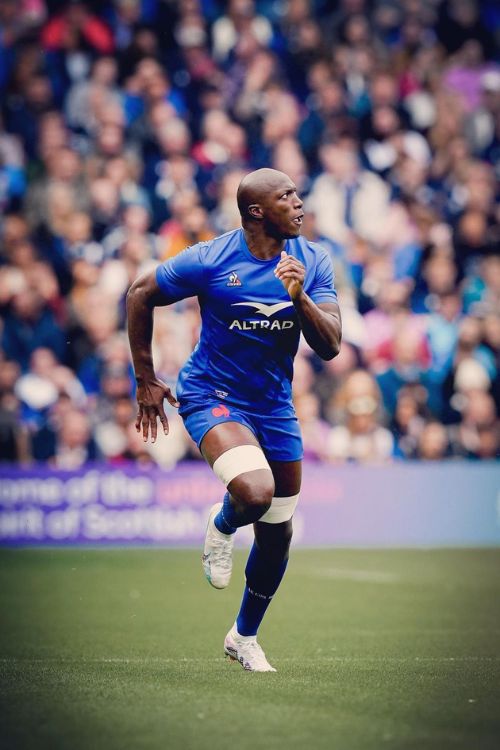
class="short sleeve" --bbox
[155,243,206,302]
[309,249,338,304]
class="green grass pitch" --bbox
[1,548,499,750]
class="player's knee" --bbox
[229,470,274,514]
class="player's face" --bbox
[261,180,304,239]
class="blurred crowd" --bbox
[0,0,499,468]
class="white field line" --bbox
[304,567,401,583]
[328,627,500,636]
[1,656,499,665]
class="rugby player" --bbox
[127,168,342,671]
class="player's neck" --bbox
[243,227,285,261]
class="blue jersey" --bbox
[156,228,337,416]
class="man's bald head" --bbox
[237,168,293,222]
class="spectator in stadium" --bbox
[0,118,26,213]
[453,208,495,280]
[49,407,99,468]
[482,314,500,411]
[412,247,460,315]
[24,146,89,236]
[72,296,121,395]
[88,176,120,241]
[158,188,203,251]
[0,390,30,463]
[148,153,197,214]
[16,347,85,432]
[192,109,243,171]
[102,201,157,259]
[362,279,427,370]
[327,369,394,463]
[211,0,274,64]
[463,255,500,317]
[159,204,214,260]
[93,394,163,465]
[3,71,55,160]
[65,55,121,136]
[376,326,434,418]
[294,391,332,463]
[299,76,350,168]
[230,45,282,133]
[449,389,499,459]
[414,421,451,461]
[440,313,497,420]
[41,1,113,57]
[272,137,311,199]
[390,388,427,459]
[426,292,463,382]
[307,134,391,246]
[0,356,29,463]
[1,286,66,371]
[259,88,303,167]
[300,207,353,303]
[210,168,248,233]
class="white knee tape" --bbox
[212,445,271,487]
[259,494,299,524]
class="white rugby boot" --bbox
[202,503,234,589]
[224,625,277,672]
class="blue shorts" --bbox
[180,401,303,462]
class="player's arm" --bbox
[294,297,341,361]
[126,271,180,442]
[274,251,342,360]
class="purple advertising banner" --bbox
[0,461,499,546]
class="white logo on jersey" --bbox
[227,271,242,287]
[229,319,294,331]
[231,301,293,317]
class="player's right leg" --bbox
[200,421,275,589]
[225,460,300,671]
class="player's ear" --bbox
[248,203,263,220]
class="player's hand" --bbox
[135,376,179,443]
[274,251,305,300]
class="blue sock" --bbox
[236,542,288,636]
[214,492,266,535]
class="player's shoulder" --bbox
[289,235,331,264]
[196,228,242,264]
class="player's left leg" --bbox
[225,460,301,671]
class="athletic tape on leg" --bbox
[259,495,299,524]
[212,445,271,487]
